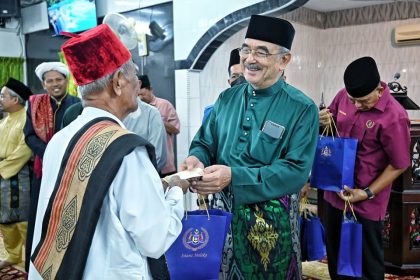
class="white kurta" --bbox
[28,107,184,280]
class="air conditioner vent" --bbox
[395,23,420,45]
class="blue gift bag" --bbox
[337,200,362,277]
[302,214,326,261]
[300,198,326,262]
[311,135,358,192]
[166,209,232,280]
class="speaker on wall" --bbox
[22,1,49,34]
[0,0,20,18]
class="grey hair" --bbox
[77,60,136,98]
[8,88,26,106]
[277,46,290,58]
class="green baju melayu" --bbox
[189,79,319,279]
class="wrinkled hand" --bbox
[319,108,332,127]
[190,165,231,195]
[180,156,204,171]
[337,186,368,203]
[165,175,191,194]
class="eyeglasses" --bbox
[0,93,17,101]
[238,47,285,59]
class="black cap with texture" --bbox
[344,57,380,98]
[245,15,295,50]
[138,75,151,89]
[4,78,32,101]
[228,48,241,73]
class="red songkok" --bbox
[61,24,132,86]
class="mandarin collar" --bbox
[246,79,285,97]
[9,107,26,116]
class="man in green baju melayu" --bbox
[182,15,319,279]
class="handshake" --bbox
[162,168,204,194]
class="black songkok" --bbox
[4,78,32,101]
[245,15,295,50]
[138,75,151,89]
[344,57,380,98]
[228,48,241,73]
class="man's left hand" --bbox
[190,165,231,195]
[337,185,368,203]
[165,175,191,194]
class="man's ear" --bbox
[112,71,123,97]
[278,53,291,72]
[282,53,292,65]
[11,96,19,105]
[377,86,384,97]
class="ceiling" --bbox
[20,0,411,12]
[303,0,398,12]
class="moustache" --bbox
[244,63,262,71]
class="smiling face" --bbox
[240,38,291,90]
[42,70,68,98]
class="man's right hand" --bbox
[300,183,311,198]
[180,156,204,171]
[319,108,332,127]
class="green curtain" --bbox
[0,57,24,86]
[58,51,78,97]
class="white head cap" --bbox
[35,62,69,82]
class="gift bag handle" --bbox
[321,114,341,139]
[299,196,309,215]
[343,198,357,222]
[185,194,210,220]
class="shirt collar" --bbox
[82,107,126,128]
[149,96,157,106]
[246,78,286,97]
[8,107,26,116]
[372,81,390,112]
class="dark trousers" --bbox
[25,176,41,271]
[323,202,384,280]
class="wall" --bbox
[96,0,171,17]
[291,17,420,121]
[173,0,262,61]
[0,18,24,58]
[0,31,24,57]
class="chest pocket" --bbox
[350,122,367,143]
[249,130,281,165]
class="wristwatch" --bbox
[363,187,375,200]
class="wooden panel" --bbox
[384,123,420,276]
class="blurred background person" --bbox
[23,62,80,271]
[0,78,32,269]
[138,75,180,177]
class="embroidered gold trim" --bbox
[247,209,279,271]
